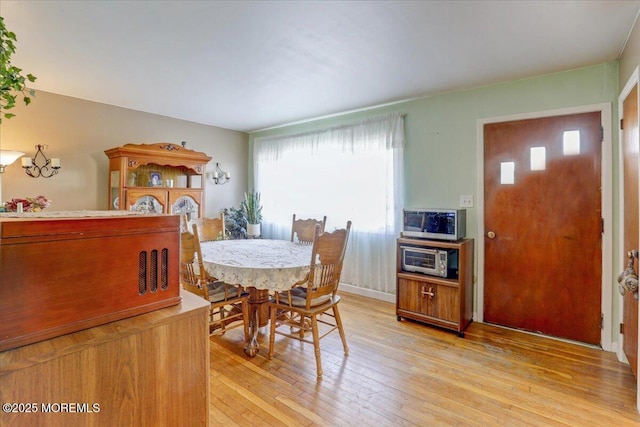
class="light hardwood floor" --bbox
[209,292,640,426]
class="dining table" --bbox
[199,239,313,356]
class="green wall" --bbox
[249,62,621,336]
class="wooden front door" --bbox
[484,112,603,345]
[622,84,639,378]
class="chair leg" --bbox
[333,305,349,355]
[310,315,323,377]
[298,312,306,338]
[268,305,277,359]
[208,306,215,334]
[242,299,250,343]
[219,306,228,335]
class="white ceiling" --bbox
[2,1,639,132]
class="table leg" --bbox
[244,288,270,357]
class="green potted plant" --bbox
[241,190,263,237]
[223,206,248,239]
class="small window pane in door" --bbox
[500,161,515,184]
[563,130,580,155]
[530,147,546,171]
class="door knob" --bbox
[618,250,639,299]
[487,231,496,239]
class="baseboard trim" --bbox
[340,283,396,304]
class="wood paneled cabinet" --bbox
[0,291,210,427]
[105,142,212,219]
[396,237,474,336]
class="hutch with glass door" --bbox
[105,142,212,219]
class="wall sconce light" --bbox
[0,150,25,173]
[211,162,231,185]
[22,144,61,178]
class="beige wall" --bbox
[0,91,248,214]
[620,13,640,86]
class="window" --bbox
[530,147,546,171]
[500,161,515,184]
[563,130,580,155]
[253,113,404,293]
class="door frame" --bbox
[476,102,613,351]
[616,66,639,411]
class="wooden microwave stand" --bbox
[396,237,474,336]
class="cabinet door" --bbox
[398,278,459,323]
[169,190,202,219]
[425,283,459,323]
[127,189,167,213]
[398,278,423,314]
[109,170,121,210]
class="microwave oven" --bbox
[401,208,466,241]
[400,245,458,279]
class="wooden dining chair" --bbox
[190,212,226,242]
[290,214,327,245]
[180,213,190,232]
[284,213,326,327]
[268,221,352,377]
[180,226,249,338]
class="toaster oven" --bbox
[400,245,458,279]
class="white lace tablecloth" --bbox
[200,239,313,291]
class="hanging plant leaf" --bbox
[0,16,37,122]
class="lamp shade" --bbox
[0,150,25,167]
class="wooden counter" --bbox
[0,290,210,427]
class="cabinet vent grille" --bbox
[138,251,147,294]
[161,248,169,290]
[138,249,170,295]
[150,250,158,292]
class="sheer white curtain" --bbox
[253,113,404,293]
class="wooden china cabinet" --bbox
[105,142,212,219]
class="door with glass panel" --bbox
[483,112,602,345]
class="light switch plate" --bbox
[460,195,473,208]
